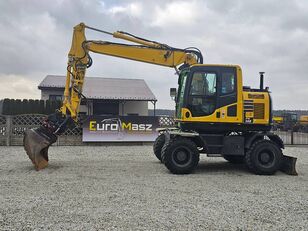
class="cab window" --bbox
[188,72,217,116]
[221,72,235,95]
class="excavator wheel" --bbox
[162,137,200,174]
[153,133,165,162]
[23,128,57,171]
[245,139,282,175]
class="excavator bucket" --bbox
[280,155,298,175]
[23,128,57,171]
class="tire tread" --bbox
[161,137,199,174]
[245,139,282,175]
[153,133,165,162]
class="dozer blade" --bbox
[280,155,298,175]
[23,128,57,171]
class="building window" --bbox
[93,100,119,116]
[49,95,63,101]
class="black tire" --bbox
[153,133,165,162]
[245,139,282,175]
[161,137,199,174]
[223,155,245,164]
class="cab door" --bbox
[216,66,238,121]
[187,70,217,117]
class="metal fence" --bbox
[274,130,308,145]
[0,114,82,146]
[0,114,307,146]
[0,114,176,146]
[0,115,7,146]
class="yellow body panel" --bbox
[180,103,241,123]
[242,91,270,124]
[273,116,283,124]
[300,115,308,125]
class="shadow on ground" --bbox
[196,161,248,174]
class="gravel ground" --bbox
[0,145,307,230]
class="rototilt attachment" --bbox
[23,113,71,171]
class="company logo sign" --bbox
[89,118,153,132]
[83,116,159,142]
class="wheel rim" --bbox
[257,149,275,167]
[171,146,193,167]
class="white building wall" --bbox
[119,101,148,116]
[80,101,93,115]
[79,104,89,114]
[41,89,64,101]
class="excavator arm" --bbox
[23,22,203,170]
[62,23,201,120]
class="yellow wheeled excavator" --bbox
[23,23,297,175]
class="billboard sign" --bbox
[82,116,159,142]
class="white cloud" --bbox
[108,2,142,17]
[0,74,40,99]
[151,1,200,27]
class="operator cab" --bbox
[176,65,239,124]
[174,64,271,133]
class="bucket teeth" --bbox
[23,128,57,171]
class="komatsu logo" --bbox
[89,118,152,132]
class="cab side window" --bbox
[221,72,235,95]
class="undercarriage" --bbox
[154,127,297,175]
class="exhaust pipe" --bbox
[259,72,265,90]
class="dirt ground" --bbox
[0,145,307,230]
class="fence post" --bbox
[290,130,294,145]
[6,115,12,146]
